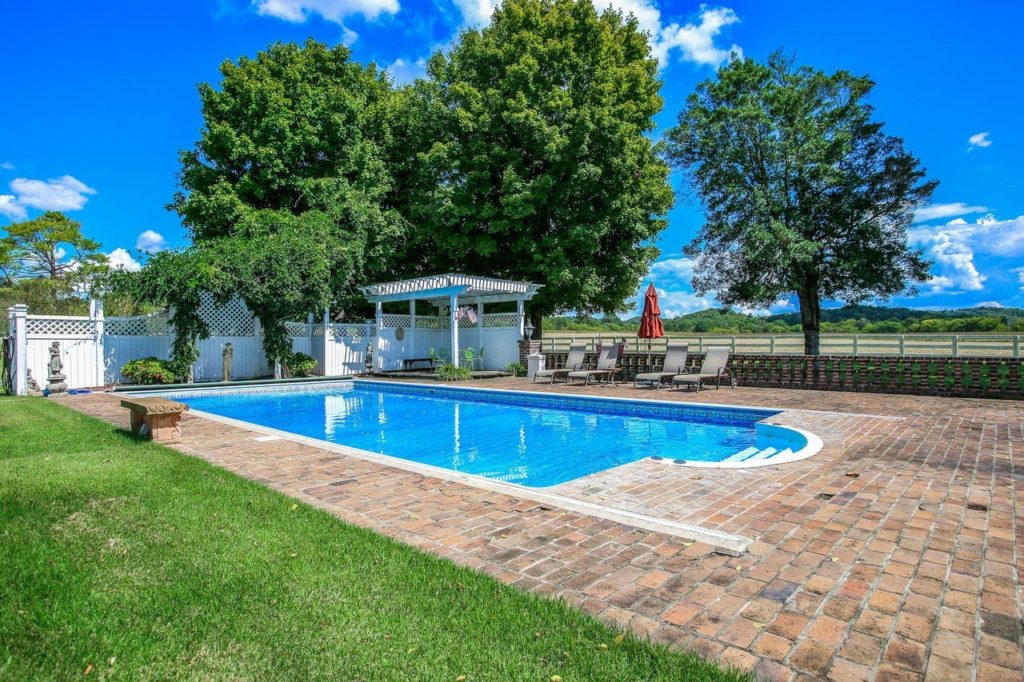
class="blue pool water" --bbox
[167,381,786,487]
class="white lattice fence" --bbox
[482,312,519,328]
[25,316,96,338]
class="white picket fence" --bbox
[6,299,523,394]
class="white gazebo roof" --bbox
[360,273,541,305]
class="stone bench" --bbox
[120,397,189,443]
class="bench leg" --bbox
[146,413,184,444]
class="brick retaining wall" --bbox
[519,342,1024,399]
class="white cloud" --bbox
[649,256,696,281]
[452,0,496,25]
[254,0,399,22]
[0,194,27,220]
[136,230,167,253]
[106,248,141,272]
[652,5,742,67]
[1012,268,1024,292]
[385,57,427,84]
[968,131,991,150]
[922,232,986,293]
[913,202,987,223]
[9,175,96,211]
[450,1,740,68]
[0,162,13,170]
[910,213,1024,294]
[655,288,715,318]
[975,301,1004,308]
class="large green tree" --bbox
[123,40,405,371]
[404,0,673,335]
[665,52,935,355]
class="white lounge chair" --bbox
[533,343,586,383]
[568,344,620,386]
[671,346,734,391]
[634,343,689,389]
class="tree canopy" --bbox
[403,0,673,335]
[664,52,935,354]
[118,40,405,373]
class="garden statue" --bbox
[46,342,67,393]
[222,342,233,381]
[26,370,42,396]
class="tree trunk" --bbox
[796,286,821,355]
[529,311,544,339]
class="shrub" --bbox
[286,352,318,378]
[434,364,473,381]
[121,357,176,385]
[504,362,526,377]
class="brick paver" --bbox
[56,380,1023,681]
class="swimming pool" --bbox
[161,380,813,487]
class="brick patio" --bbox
[56,380,1023,681]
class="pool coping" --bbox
[133,378,827,555]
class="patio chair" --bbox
[671,346,734,391]
[534,343,586,383]
[633,343,689,389]
[567,343,620,386]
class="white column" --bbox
[476,301,484,369]
[449,293,459,367]
[8,304,28,395]
[321,308,332,375]
[375,301,384,372]
[516,299,525,338]
[409,299,416,358]
[90,298,105,387]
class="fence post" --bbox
[731,336,736,353]
[769,336,775,356]
[1014,335,1021,359]
[8,304,28,395]
[952,335,959,358]
[698,336,704,354]
[853,334,859,357]
[321,308,333,375]
[89,298,105,387]
[898,335,905,357]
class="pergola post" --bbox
[409,299,416,356]
[375,301,383,372]
[449,293,459,367]
[516,299,525,338]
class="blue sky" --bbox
[2,0,1022,317]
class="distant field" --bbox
[540,331,1024,358]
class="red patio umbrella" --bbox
[637,283,664,363]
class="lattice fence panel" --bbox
[284,321,310,336]
[414,316,449,330]
[381,314,412,328]
[199,295,255,336]
[26,317,96,337]
[332,323,376,339]
[482,313,520,328]
[106,314,171,336]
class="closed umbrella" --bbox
[637,283,664,367]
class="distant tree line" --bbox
[545,306,1024,335]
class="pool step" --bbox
[722,445,790,463]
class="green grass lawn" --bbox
[0,398,744,681]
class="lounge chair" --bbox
[567,344,620,386]
[671,346,734,391]
[634,343,689,389]
[534,343,586,383]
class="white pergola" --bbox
[360,273,541,368]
